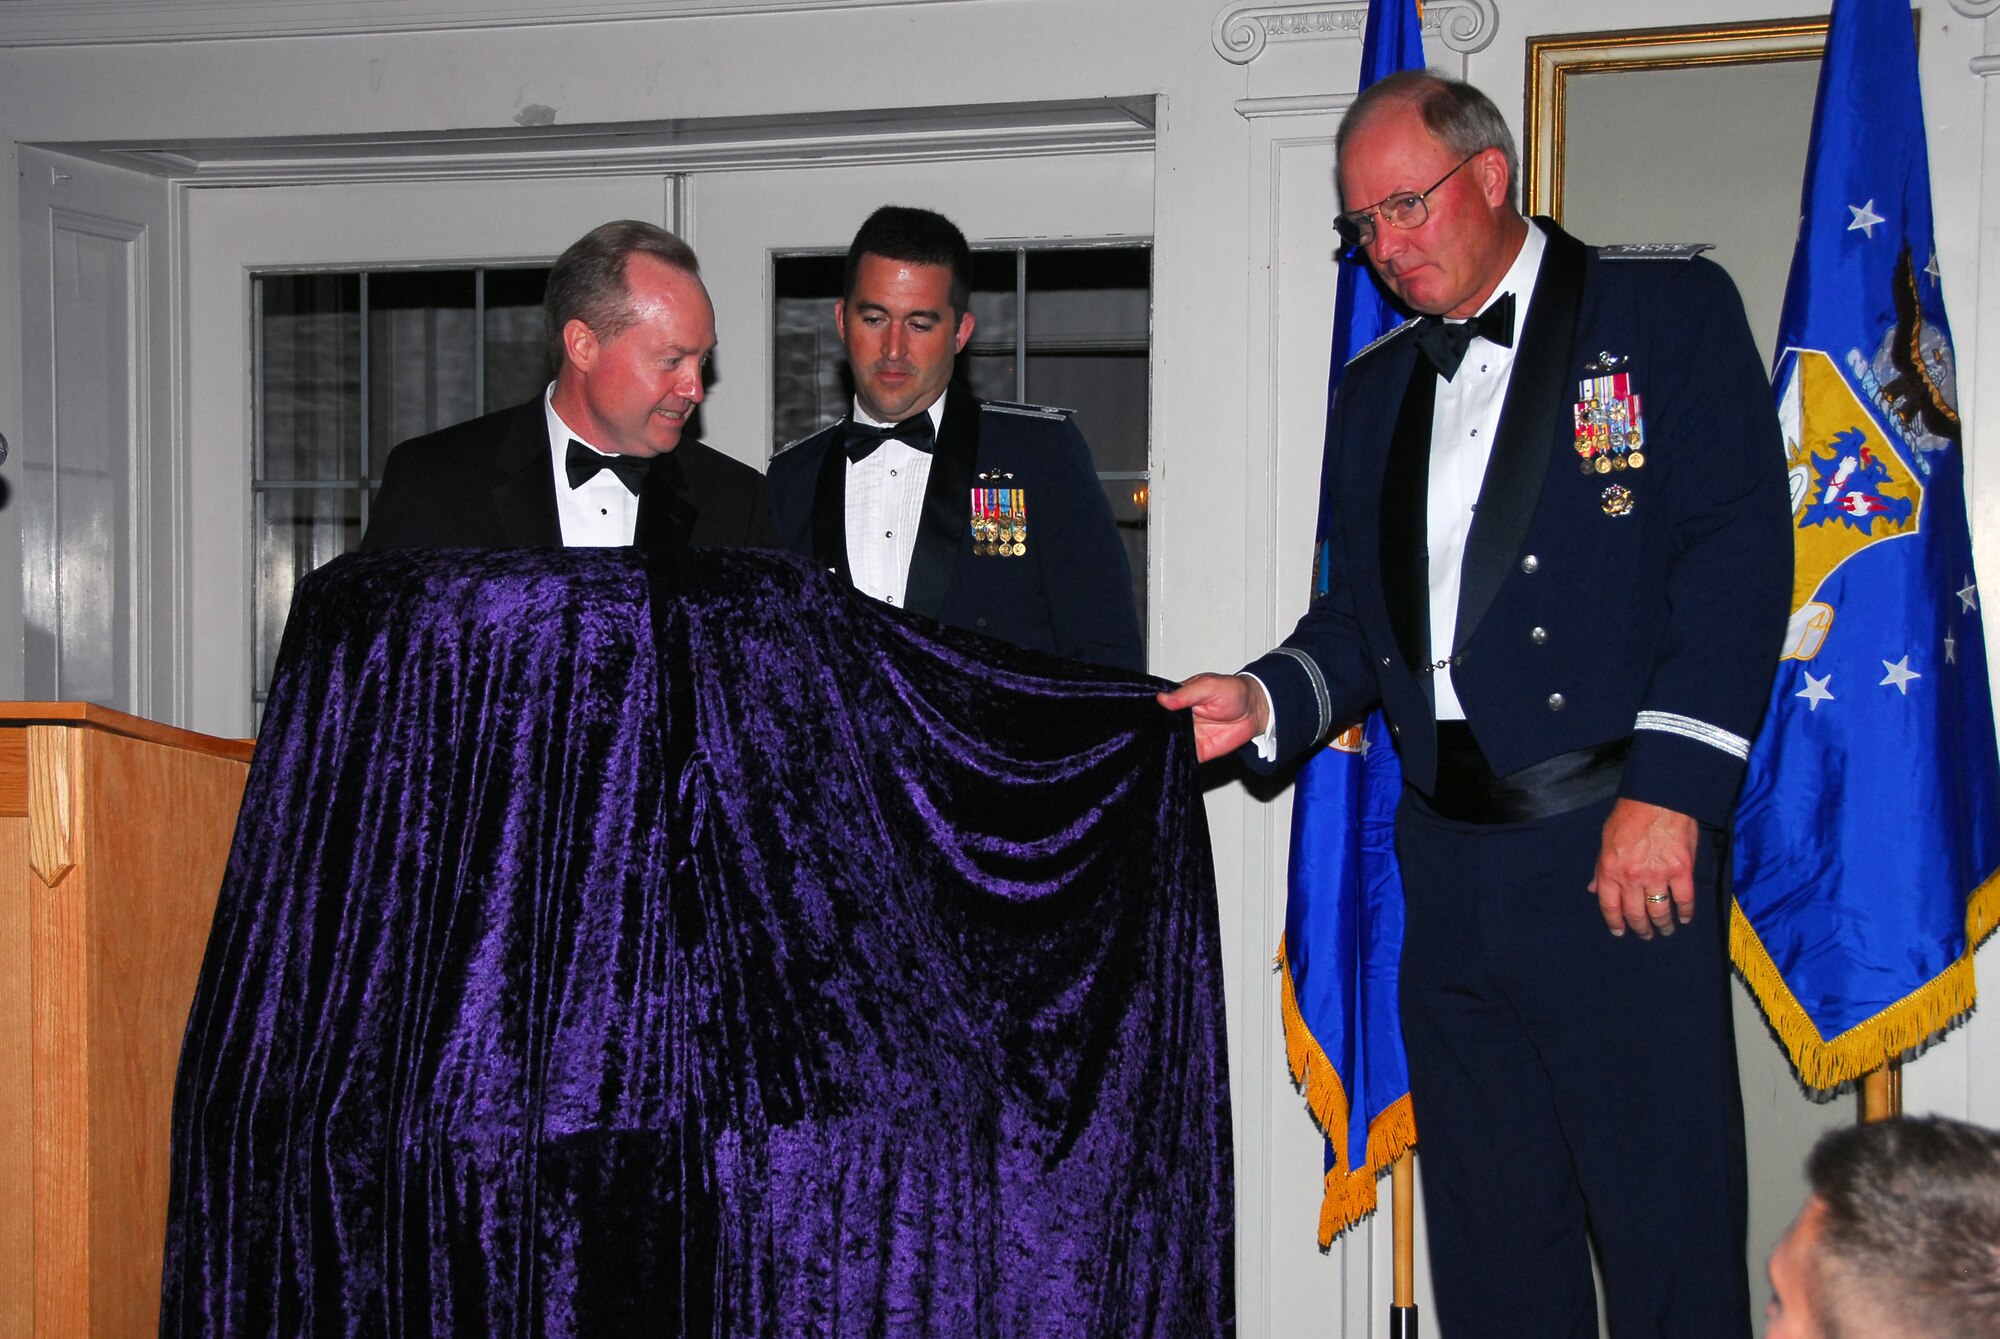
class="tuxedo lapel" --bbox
[1379,351,1439,694]
[902,392,977,621]
[489,401,564,546]
[1452,222,1587,652]
[810,433,853,584]
[634,450,698,559]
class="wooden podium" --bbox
[0,704,254,1338]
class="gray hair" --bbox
[543,219,702,365]
[1809,1116,2000,1339]
[1337,70,1521,211]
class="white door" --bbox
[18,147,175,717]
[181,174,673,736]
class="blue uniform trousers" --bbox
[1395,790,1752,1339]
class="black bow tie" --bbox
[565,439,649,495]
[1412,292,1516,381]
[841,414,936,464]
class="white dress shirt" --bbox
[1427,222,1546,718]
[545,385,641,547]
[844,393,947,607]
[1250,221,1546,753]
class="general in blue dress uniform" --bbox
[1164,73,1791,1338]
[766,206,1144,674]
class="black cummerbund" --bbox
[1425,721,1630,824]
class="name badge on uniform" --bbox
[1573,370,1647,476]
[971,478,1027,557]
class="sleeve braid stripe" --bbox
[1633,710,1750,761]
[1273,647,1333,741]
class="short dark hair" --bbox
[543,219,701,365]
[843,206,973,317]
[1808,1116,2000,1338]
[1337,70,1521,211]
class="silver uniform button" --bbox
[1530,627,1548,645]
[1521,554,1540,574]
[1547,692,1566,711]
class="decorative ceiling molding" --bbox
[0,0,977,48]
[63,98,1158,186]
[1211,0,1497,66]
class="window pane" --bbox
[255,484,362,697]
[258,273,361,482]
[1103,476,1149,638]
[483,267,554,415]
[962,250,1020,402]
[772,254,846,450]
[369,270,477,465]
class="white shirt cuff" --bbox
[1242,672,1279,762]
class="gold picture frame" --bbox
[1524,17,1829,221]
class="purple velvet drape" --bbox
[161,548,1233,1337]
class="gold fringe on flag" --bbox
[1730,867,2000,1092]
[1276,935,1418,1248]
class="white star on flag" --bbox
[1847,199,1885,236]
[1797,672,1835,710]
[1880,656,1922,694]
[1947,630,1958,664]
[1959,579,1979,613]
[1925,251,1942,285]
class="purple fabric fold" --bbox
[162,547,1233,1338]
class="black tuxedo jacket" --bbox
[361,397,774,555]
[1246,222,1792,827]
[766,392,1145,673]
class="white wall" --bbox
[0,3,1994,1335]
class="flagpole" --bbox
[1859,1059,1903,1123]
[1390,1149,1418,1337]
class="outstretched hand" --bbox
[1158,673,1271,763]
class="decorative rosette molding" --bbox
[1947,0,2000,17]
[1212,0,1498,66]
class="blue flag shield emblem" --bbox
[1733,0,1999,1087]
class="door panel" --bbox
[19,147,172,718]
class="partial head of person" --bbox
[1334,70,1528,320]
[1766,1115,2000,1339]
[836,205,976,425]
[544,219,714,457]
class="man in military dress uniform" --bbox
[766,206,1145,673]
[1163,73,1791,1337]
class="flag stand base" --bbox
[1389,1304,1419,1338]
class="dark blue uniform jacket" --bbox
[1246,222,1792,827]
[768,392,1145,674]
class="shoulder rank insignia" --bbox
[1344,319,1418,367]
[772,421,838,457]
[1599,242,1714,262]
[982,400,1071,421]
[1573,372,1647,474]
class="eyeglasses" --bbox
[1334,151,1483,251]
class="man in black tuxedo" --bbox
[765,207,1144,673]
[1164,73,1791,1337]
[362,220,773,554]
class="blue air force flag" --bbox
[1278,0,1420,1245]
[1732,0,2000,1088]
